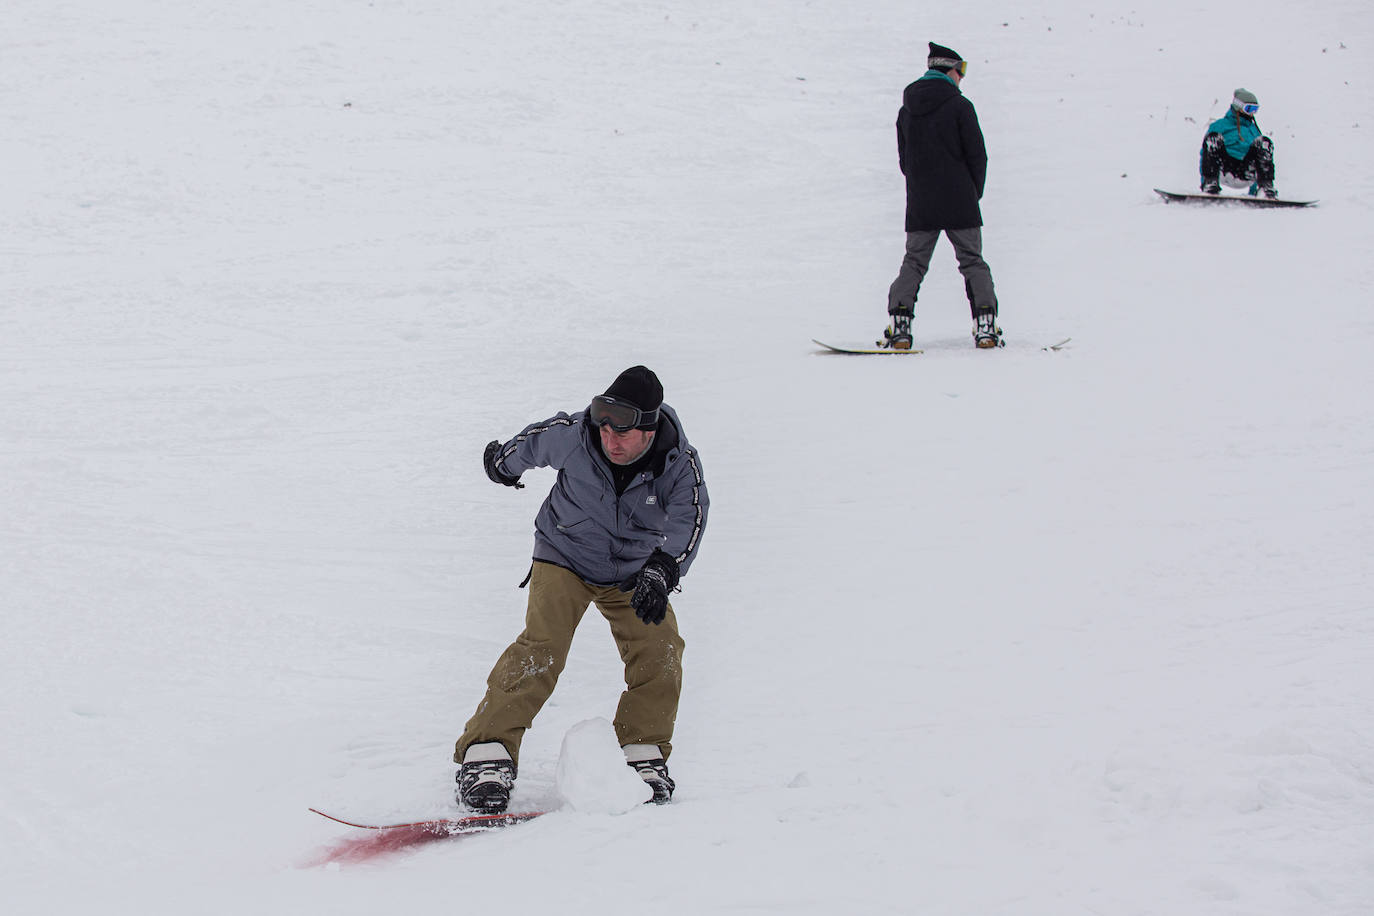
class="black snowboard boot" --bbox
[1200,133,1225,194]
[624,744,675,804]
[974,310,1003,349]
[456,742,516,813]
[880,309,913,350]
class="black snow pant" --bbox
[1200,133,1275,189]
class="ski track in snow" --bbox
[3,1,1372,914]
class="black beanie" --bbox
[603,366,663,424]
[928,42,964,72]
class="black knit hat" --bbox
[928,42,964,72]
[603,366,663,425]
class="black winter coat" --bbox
[896,74,988,231]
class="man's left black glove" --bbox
[483,440,524,489]
[618,549,680,625]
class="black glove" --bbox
[618,549,680,625]
[483,440,524,489]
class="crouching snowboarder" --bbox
[1200,88,1277,199]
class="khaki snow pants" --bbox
[454,561,685,767]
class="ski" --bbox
[308,807,545,835]
[813,339,924,355]
[1153,188,1316,208]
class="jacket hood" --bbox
[903,72,961,117]
[649,405,684,475]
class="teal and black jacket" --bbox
[1203,109,1264,161]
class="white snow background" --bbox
[4,1,1372,913]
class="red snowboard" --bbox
[304,807,545,866]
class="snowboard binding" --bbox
[878,311,913,350]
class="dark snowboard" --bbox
[1154,188,1316,208]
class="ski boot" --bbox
[973,310,1003,349]
[879,309,913,350]
[1259,181,1279,200]
[1200,178,1221,195]
[456,742,516,813]
[624,744,675,804]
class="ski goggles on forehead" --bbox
[589,395,659,432]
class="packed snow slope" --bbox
[4,1,1372,913]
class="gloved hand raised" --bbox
[483,440,524,489]
[618,549,680,625]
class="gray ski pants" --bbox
[887,227,998,318]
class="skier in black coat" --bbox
[882,43,1002,349]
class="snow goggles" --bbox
[589,395,659,432]
[1241,103,1259,115]
[929,57,967,76]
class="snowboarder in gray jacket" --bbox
[454,366,708,811]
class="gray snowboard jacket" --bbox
[490,404,708,587]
